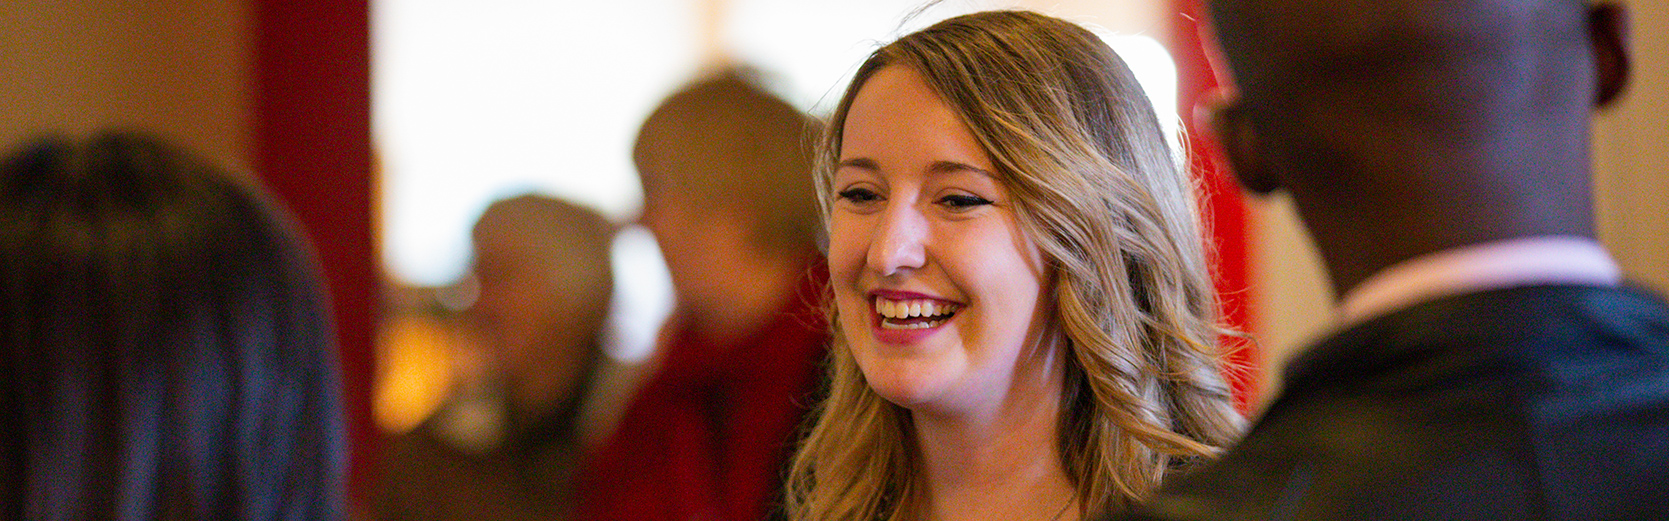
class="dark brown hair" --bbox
[0,131,345,520]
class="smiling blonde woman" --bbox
[786,11,1243,521]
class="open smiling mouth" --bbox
[874,297,962,330]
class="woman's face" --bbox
[829,65,1058,417]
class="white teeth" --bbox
[872,297,961,320]
[881,317,947,330]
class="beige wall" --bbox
[0,0,250,168]
[1250,0,1669,404]
[1594,0,1669,296]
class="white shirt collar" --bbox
[1337,235,1622,326]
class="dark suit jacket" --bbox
[1123,284,1669,521]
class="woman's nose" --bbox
[869,206,927,276]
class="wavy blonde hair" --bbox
[787,11,1244,520]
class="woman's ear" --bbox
[1200,92,1280,195]
[1589,3,1631,108]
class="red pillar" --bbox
[1169,0,1259,410]
[253,0,378,506]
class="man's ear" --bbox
[1589,3,1632,108]
[1201,92,1280,194]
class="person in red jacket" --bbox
[576,67,827,521]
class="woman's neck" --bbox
[912,343,1078,521]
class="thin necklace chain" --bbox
[1046,497,1075,521]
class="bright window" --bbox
[375,0,1177,288]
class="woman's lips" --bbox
[866,290,962,343]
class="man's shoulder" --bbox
[1346,284,1666,349]
[1121,390,1541,520]
[1286,284,1669,391]
[1122,380,1669,520]
[1116,284,1669,521]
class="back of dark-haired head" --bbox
[0,131,346,520]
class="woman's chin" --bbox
[871,384,933,410]
[861,367,952,412]
[852,342,971,413]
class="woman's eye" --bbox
[939,194,993,209]
[837,188,880,203]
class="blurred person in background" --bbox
[375,194,615,521]
[0,130,346,520]
[576,68,828,521]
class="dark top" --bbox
[373,365,594,521]
[372,409,580,521]
[1123,284,1669,521]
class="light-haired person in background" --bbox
[576,68,830,521]
[376,194,614,521]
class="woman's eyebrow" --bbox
[927,160,996,179]
[837,157,879,170]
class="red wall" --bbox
[252,0,379,504]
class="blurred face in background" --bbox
[828,65,1057,418]
[468,230,607,415]
[637,193,744,312]
[631,74,820,326]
